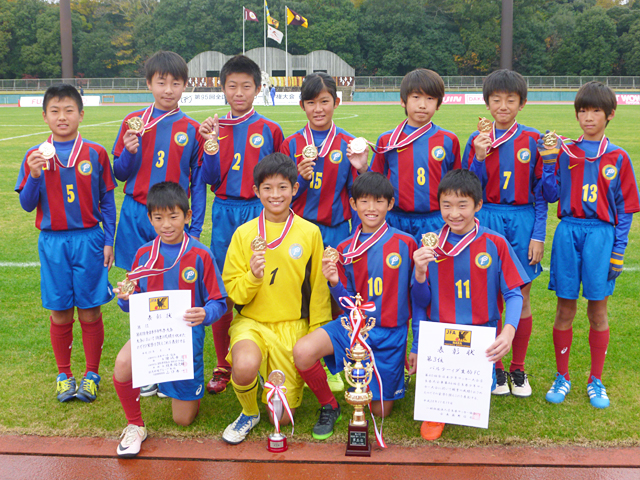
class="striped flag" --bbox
[265,0,279,29]
[286,7,308,28]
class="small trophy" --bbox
[342,294,375,457]
[266,370,288,453]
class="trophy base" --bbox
[345,420,371,457]
[267,434,288,453]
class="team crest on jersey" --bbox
[386,252,402,269]
[181,267,198,283]
[444,328,472,348]
[289,243,303,259]
[431,146,446,161]
[329,150,342,164]
[475,252,492,269]
[250,133,264,148]
[602,164,617,181]
[77,160,92,176]
[517,148,531,163]
[174,132,189,146]
[149,296,169,311]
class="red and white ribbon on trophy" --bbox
[265,382,295,436]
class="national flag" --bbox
[286,7,308,28]
[267,24,284,44]
[244,7,259,22]
[264,0,279,29]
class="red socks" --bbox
[494,321,504,371]
[80,315,104,376]
[297,361,338,409]
[589,328,610,380]
[114,377,144,427]
[50,317,73,377]
[510,315,532,372]
[211,311,233,369]
[553,327,573,380]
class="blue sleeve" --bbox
[613,213,633,254]
[503,286,523,330]
[410,275,431,354]
[531,182,548,242]
[19,175,42,212]
[202,297,227,327]
[461,134,474,170]
[541,162,559,203]
[118,297,130,312]
[293,173,311,201]
[113,147,136,182]
[100,189,116,246]
[188,165,206,238]
[200,152,221,188]
[329,281,352,304]
[469,157,488,188]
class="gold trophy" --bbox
[266,370,288,453]
[342,294,375,457]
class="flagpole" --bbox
[243,6,246,55]
[263,1,267,72]
[285,6,288,87]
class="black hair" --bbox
[351,172,394,203]
[400,69,445,109]
[300,72,338,103]
[145,51,189,84]
[43,84,83,112]
[574,81,617,120]
[482,69,527,105]
[220,55,261,88]
[438,169,483,206]
[146,181,190,216]
[253,153,298,187]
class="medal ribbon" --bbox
[302,122,337,158]
[44,133,84,170]
[372,120,433,154]
[433,218,480,258]
[557,134,609,161]
[257,209,295,250]
[486,121,519,154]
[265,382,295,436]
[218,108,256,126]
[127,234,190,281]
[339,296,387,449]
[135,103,180,136]
[341,222,389,265]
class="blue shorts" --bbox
[157,325,205,401]
[115,195,156,270]
[211,197,262,271]
[322,319,407,401]
[314,220,351,248]
[549,217,615,301]
[387,210,444,246]
[39,226,114,311]
[477,203,540,282]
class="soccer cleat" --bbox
[76,371,101,403]
[491,368,510,396]
[56,373,77,402]
[546,372,571,404]
[139,384,158,397]
[587,376,610,409]
[509,369,532,398]
[312,403,341,440]
[325,366,345,393]
[206,367,231,394]
[117,424,148,458]
[421,421,445,441]
[222,412,260,445]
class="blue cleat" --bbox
[76,371,101,403]
[587,376,610,409]
[56,373,77,402]
[545,372,571,404]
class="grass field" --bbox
[1,103,639,447]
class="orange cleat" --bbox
[420,421,445,441]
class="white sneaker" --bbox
[222,412,260,445]
[509,369,532,397]
[491,368,510,396]
[117,424,148,458]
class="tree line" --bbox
[1,0,639,79]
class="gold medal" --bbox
[477,117,492,133]
[421,232,439,248]
[349,137,367,154]
[38,142,56,160]
[126,117,144,134]
[251,235,268,252]
[543,130,558,150]
[120,274,136,295]
[204,138,219,155]
[323,246,340,263]
[302,144,318,160]
[268,370,285,387]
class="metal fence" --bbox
[2,76,640,91]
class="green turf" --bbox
[0,103,639,446]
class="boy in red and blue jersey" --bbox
[411,168,529,440]
[15,84,117,404]
[371,68,461,245]
[462,70,546,397]
[199,55,284,394]
[294,172,417,441]
[112,51,206,271]
[112,182,227,458]
[537,81,640,409]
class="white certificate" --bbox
[414,321,496,429]
[129,289,194,388]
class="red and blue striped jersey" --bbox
[424,227,529,326]
[205,113,284,200]
[370,123,461,213]
[16,139,116,231]
[543,140,640,224]
[463,124,543,205]
[112,108,205,205]
[282,126,358,226]
[335,228,417,328]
